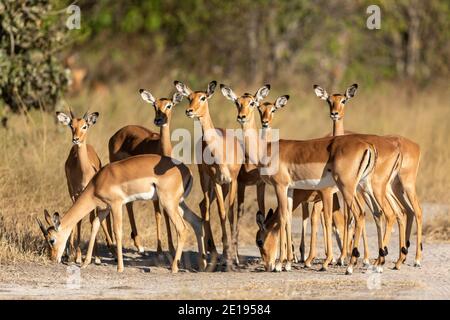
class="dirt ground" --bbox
[1,219,449,300]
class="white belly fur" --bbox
[122,185,157,204]
[290,172,336,190]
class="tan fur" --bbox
[37,154,207,273]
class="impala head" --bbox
[36,210,66,263]
[255,209,279,271]
[174,80,217,118]
[220,84,271,125]
[56,110,99,145]
[257,95,290,129]
[313,84,358,121]
[139,89,184,127]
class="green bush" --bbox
[0,0,69,113]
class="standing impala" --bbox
[56,110,113,264]
[37,154,207,273]
[108,89,184,255]
[174,80,243,270]
[219,87,379,272]
[255,98,346,265]
[314,84,423,269]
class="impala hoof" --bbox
[275,262,283,272]
[94,257,101,265]
[376,266,383,273]
[345,266,353,275]
[284,262,292,271]
[362,259,370,267]
[414,261,421,268]
[320,265,328,272]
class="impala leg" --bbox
[75,220,82,264]
[346,201,364,275]
[214,183,231,267]
[89,210,101,265]
[305,201,321,268]
[82,209,109,268]
[299,202,309,263]
[354,193,369,266]
[392,181,414,263]
[404,188,423,267]
[100,214,116,257]
[180,201,207,271]
[236,182,245,263]
[111,203,124,272]
[166,204,186,274]
[153,200,163,255]
[332,193,344,255]
[285,188,294,271]
[337,203,349,266]
[125,202,144,253]
[274,185,289,272]
[163,210,176,256]
[227,180,239,265]
[321,190,334,271]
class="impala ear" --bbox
[206,81,217,98]
[53,212,61,231]
[255,84,271,102]
[84,112,99,127]
[174,81,193,97]
[44,209,52,226]
[36,217,48,236]
[139,89,156,104]
[345,83,358,99]
[266,208,275,221]
[220,84,237,102]
[313,85,329,100]
[256,211,266,230]
[172,92,184,105]
[275,95,289,109]
[56,112,71,126]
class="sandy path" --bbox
[1,220,449,300]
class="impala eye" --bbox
[166,104,172,109]
[49,238,56,246]
[250,101,255,107]
[200,96,206,101]
[341,99,346,104]
[82,125,87,130]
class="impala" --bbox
[56,110,114,264]
[108,89,184,255]
[37,154,207,273]
[314,84,423,269]
[219,87,378,272]
[174,80,244,270]
[255,98,347,265]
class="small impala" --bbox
[37,154,207,273]
[56,110,114,264]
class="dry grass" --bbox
[0,80,449,264]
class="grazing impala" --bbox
[219,88,378,272]
[37,154,207,273]
[175,80,244,270]
[314,84,422,269]
[108,89,184,255]
[56,110,113,264]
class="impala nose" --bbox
[154,118,164,126]
[186,109,194,117]
[330,112,340,120]
[237,115,247,123]
[261,121,269,128]
[72,137,80,144]
[257,239,264,247]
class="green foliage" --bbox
[0,0,70,113]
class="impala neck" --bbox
[59,184,97,236]
[76,142,92,174]
[332,119,345,136]
[159,123,172,157]
[241,114,259,163]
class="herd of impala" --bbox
[36,80,423,275]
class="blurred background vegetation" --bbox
[0,0,449,262]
